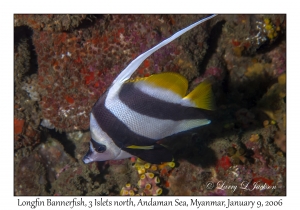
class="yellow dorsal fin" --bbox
[139,72,188,97]
[183,80,215,110]
[126,145,154,150]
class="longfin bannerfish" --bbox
[83,15,217,164]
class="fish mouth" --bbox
[82,141,95,164]
[82,155,93,164]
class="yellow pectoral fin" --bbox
[126,145,154,150]
[184,80,215,110]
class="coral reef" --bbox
[138,172,162,196]
[167,159,209,195]
[28,14,213,132]
[120,158,174,196]
[120,183,138,196]
[14,37,41,150]
[14,117,41,150]
[14,154,48,195]
[14,14,88,32]
[273,131,286,153]
[14,137,75,195]
[226,143,254,165]
[14,14,286,196]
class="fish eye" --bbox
[91,138,106,153]
[96,144,106,153]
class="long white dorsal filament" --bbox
[112,14,217,85]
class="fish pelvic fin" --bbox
[183,80,215,110]
[126,145,154,150]
[125,144,173,164]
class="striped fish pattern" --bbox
[83,15,216,164]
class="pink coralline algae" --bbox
[32,14,211,132]
[266,42,286,77]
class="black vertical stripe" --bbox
[91,93,174,163]
[119,82,208,120]
[92,92,156,149]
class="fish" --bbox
[82,15,217,164]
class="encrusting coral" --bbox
[120,158,175,196]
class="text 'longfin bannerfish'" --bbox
[83,15,217,164]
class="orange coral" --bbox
[216,156,232,171]
[14,118,25,135]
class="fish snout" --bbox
[82,142,94,164]
[82,153,93,164]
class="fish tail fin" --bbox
[183,80,215,110]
